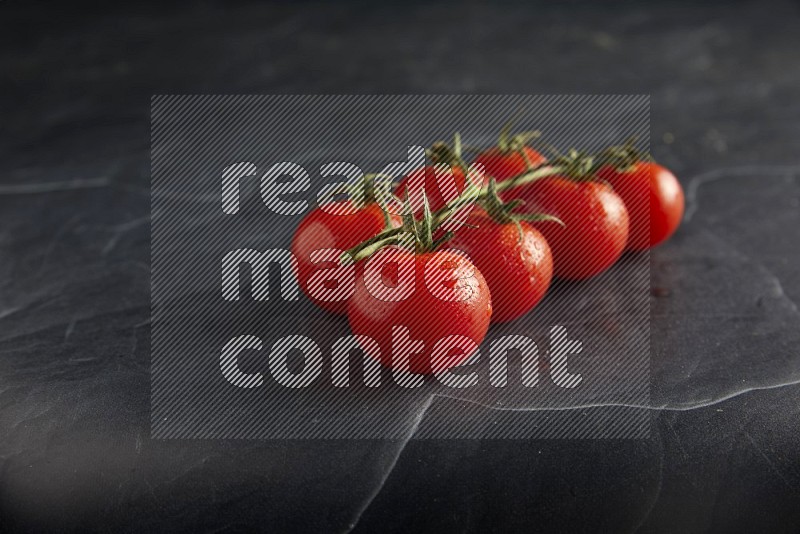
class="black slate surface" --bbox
[2,1,800,532]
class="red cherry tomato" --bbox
[347,248,492,375]
[443,210,553,323]
[291,202,400,315]
[474,146,547,181]
[394,165,468,214]
[596,161,684,250]
[504,177,629,280]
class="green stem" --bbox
[344,163,564,262]
[431,163,563,228]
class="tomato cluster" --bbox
[290,126,684,375]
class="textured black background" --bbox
[2,1,800,532]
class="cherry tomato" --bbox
[347,248,492,375]
[291,202,400,315]
[474,146,547,181]
[503,178,629,280]
[394,165,467,214]
[443,210,553,323]
[596,161,684,250]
